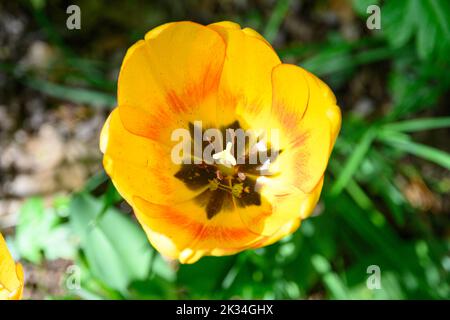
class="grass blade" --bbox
[263,0,291,43]
[383,117,450,132]
[25,77,116,109]
[331,127,377,195]
[380,134,450,170]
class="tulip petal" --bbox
[118,21,226,143]
[0,233,23,300]
[102,109,207,205]
[237,176,323,237]
[208,23,281,130]
[133,196,267,263]
[269,65,335,193]
[263,176,323,242]
[270,64,309,142]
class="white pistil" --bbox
[212,142,237,168]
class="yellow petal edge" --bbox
[0,233,24,300]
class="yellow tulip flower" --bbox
[100,21,341,263]
[0,233,24,300]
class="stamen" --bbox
[175,120,268,219]
[232,183,244,198]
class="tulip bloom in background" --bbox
[100,21,341,264]
[0,233,24,300]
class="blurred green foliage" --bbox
[4,0,450,299]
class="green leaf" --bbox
[263,0,291,43]
[379,133,450,170]
[15,198,75,263]
[177,256,236,297]
[301,43,397,77]
[427,0,450,39]
[331,127,377,195]
[42,225,77,260]
[24,77,116,109]
[382,0,415,48]
[15,198,46,263]
[351,0,380,16]
[150,253,176,283]
[311,255,349,299]
[302,47,351,76]
[382,0,450,59]
[128,276,176,299]
[69,193,151,293]
[417,7,437,59]
[387,58,448,118]
[383,117,450,132]
[83,171,108,193]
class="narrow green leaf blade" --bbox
[383,117,450,132]
[380,135,450,170]
[331,128,377,194]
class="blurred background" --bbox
[0,0,449,299]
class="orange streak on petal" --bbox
[197,225,250,242]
